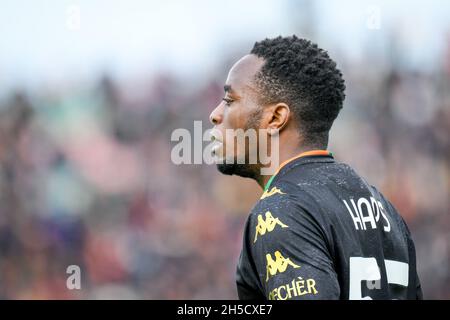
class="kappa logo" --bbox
[266,250,300,282]
[260,187,285,200]
[254,211,288,243]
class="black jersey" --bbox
[236,151,422,300]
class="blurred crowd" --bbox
[0,39,449,299]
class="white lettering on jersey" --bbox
[343,197,391,232]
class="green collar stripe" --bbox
[264,175,275,192]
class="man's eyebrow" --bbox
[224,85,232,93]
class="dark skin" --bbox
[209,54,312,189]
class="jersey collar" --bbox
[263,149,334,192]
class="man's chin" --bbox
[216,163,258,180]
[216,163,235,176]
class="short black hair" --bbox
[250,35,345,147]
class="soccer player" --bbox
[209,36,422,300]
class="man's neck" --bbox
[257,147,303,189]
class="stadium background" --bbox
[0,0,449,299]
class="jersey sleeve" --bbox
[415,270,423,299]
[247,189,340,300]
[383,195,423,300]
[403,217,423,300]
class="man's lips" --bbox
[212,141,222,155]
[210,128,224,157]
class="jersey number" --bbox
[349,257,409,299]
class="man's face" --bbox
[209,54,266,178]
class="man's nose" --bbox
[209,103,223,125]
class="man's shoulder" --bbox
[249,180,319,225]
[252,180,299,209]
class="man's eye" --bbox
[222,98,234,106]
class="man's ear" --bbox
[266,103,290,135]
